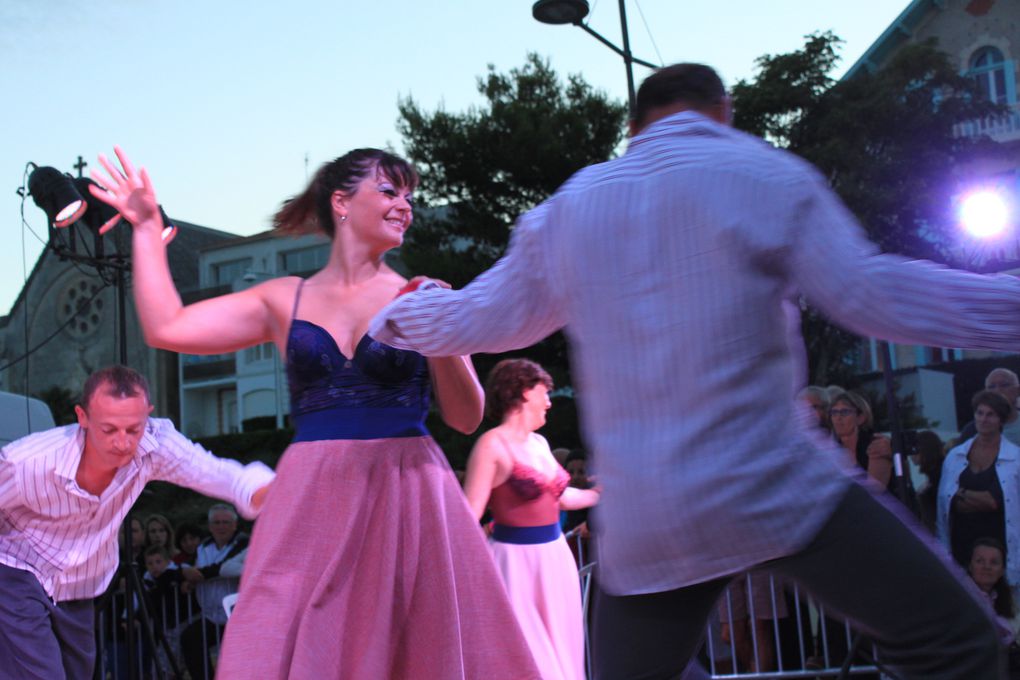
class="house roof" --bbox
[844,0,946,79]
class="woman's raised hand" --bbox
[88,146,162,235]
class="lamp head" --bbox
[960,189,1010,239]
[29,167,87,227]
[532,0,589,25]
[158,207,177,245]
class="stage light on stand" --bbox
[71,177,177,245]
[159,207,177,245]
[28,166,87,227]
[959,189,1010,239]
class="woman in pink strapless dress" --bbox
[463,359,601,680]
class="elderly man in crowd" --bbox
[0,365,273,679]
[180,503,249,680]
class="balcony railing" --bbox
[954,102,1020,142]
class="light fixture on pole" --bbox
[532,0,660,112]
[28,166,87,227]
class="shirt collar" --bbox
[54,425,86,482]
[626,109,727,151]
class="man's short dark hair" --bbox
[633,63,726,129]
[81,365,151,410]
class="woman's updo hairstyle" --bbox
[273,148,418,238]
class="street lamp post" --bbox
[532,0,659,112]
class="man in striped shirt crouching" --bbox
[0,365,274,679]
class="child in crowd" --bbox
[172,523,204,566]
[144,545,199,676]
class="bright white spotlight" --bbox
[960,190,1010,239]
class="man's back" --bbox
[537,111,851,593]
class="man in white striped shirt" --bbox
[0,365,274,679]
[370,64,1015,678]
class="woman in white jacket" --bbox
[938,390,1020,596]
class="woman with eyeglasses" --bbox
[829,391,893,488]
[938,390,1020,586]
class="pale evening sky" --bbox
[1,0,907,314]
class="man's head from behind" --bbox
[631,63,729,136]
[75,366,153,473]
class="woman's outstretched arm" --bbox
[90,147,278,354]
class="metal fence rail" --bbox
[95,579,222,680]
[566,530,887,680]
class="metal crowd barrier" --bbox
[565,529,886,680]
[94,580,224,680]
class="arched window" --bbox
[969,46,1010,103]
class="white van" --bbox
[0,392,56,446]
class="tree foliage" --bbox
[732,32,1001,385]
[36,385,77,425]
[397,53,628,286]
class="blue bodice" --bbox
[286,320,432,441]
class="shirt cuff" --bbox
[233,462,275,519]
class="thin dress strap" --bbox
[290,278,307,321]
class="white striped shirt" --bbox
[0,418,274,602]
[370,110,1020,595]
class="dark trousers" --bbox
[0,564,95,680]
[593,483,1004,680]
[181,617,226,680]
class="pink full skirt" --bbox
[216,437,540,680]
[489,534,585,680]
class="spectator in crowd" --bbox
[563,449,593,530]
[145,514,174,553]
[562,449,594,565]
[143,544,194,676]
[0,365,272,679]
[830,391,893,488]
[552,447,571,467]
[127,516,146,575]
[172,523,203,566]
[463,359,600,680]
[957,369,1020,446]
[938,390,1020,583]
[100,518,152,680]
[911,431,945,534]
[180,504,249,680]
[717,572,787,673]
[798,385,830,432]
[968,538,1017,630]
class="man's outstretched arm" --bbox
[370,204,567,356]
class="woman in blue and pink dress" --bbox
[89,147,539,679]
[464,359,601,680]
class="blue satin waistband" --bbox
[492,523,562,545]
[291,406,429,442]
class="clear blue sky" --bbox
[1,0,906,314]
